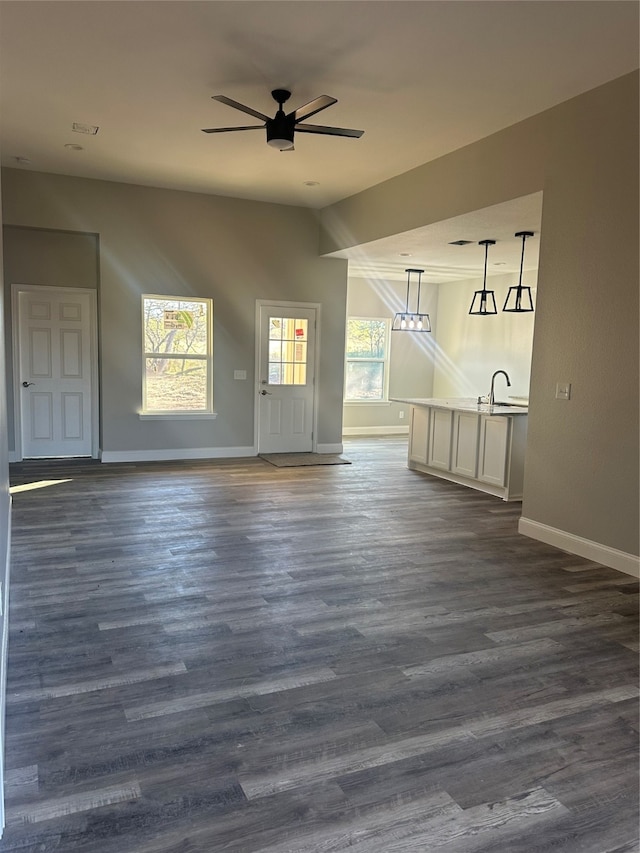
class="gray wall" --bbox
[1,171,348,455]
[321,72,639,558]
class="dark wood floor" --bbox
[2,437,638,852]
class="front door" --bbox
[256,303,317,454]
[15,285,96,458]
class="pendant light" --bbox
[503,231,535,312]
[469,240,497,315]
[392,268,431,332]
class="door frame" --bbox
[254,299,321,454]
[11,283,100,461]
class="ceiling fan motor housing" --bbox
[266,111,296,148]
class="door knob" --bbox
[22,381,35,388]
[260,389,272,395]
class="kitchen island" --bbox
[392,397,528,501]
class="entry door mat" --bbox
[259,453,351,467]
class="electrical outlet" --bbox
[399,410,405,419]
[556,382,571,400]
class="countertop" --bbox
[391,397,529,416]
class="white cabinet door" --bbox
[452,411,479,478]
[478,416,510,486]
[428,408,453,470]
[408,405,430,465]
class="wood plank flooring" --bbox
[2,437,638,852]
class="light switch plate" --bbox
[556,382,571,400]
[234,370,247,380]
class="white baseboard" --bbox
[519,517,640,578]
[342,426,410,436]
[316,443,344,455]
[100,446,256,463]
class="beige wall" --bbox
[321,72,639,559]
[433,269,537,400]
[1,170,349,455]
[343,275,437,432]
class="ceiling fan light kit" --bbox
[203,89,364,152]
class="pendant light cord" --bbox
[483,241,489,290]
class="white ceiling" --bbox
[0,1,637,278]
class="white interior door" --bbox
[16,287,95,458]
[257,304,317,454]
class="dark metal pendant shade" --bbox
[469,288,498,315]
[503,231,535,312]
[392,269,431,332]
[469,240,498,315]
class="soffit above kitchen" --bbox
[331,193,544,283]
[0,1,637,210]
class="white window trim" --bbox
[141,294,213,415]
[138,412,217,420]
[344,316,391,403]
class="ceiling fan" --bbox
[202,89,364,151]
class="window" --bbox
[268,316,308,385]
[142,295,213,414]
[344,317,390,402]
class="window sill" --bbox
[139,412,218,420]
[344,400,391,406]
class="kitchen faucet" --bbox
[489,370,511,406]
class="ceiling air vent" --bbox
[72,122,99,135]
[449,239,473,246]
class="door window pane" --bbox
[268,315,308,385]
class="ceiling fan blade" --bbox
[291,95,337,123]
[295,123,364,138]
[201,125,264,134]
[211,95,270,122]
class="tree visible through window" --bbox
[345,318,389,401]
[142,296,213,413]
